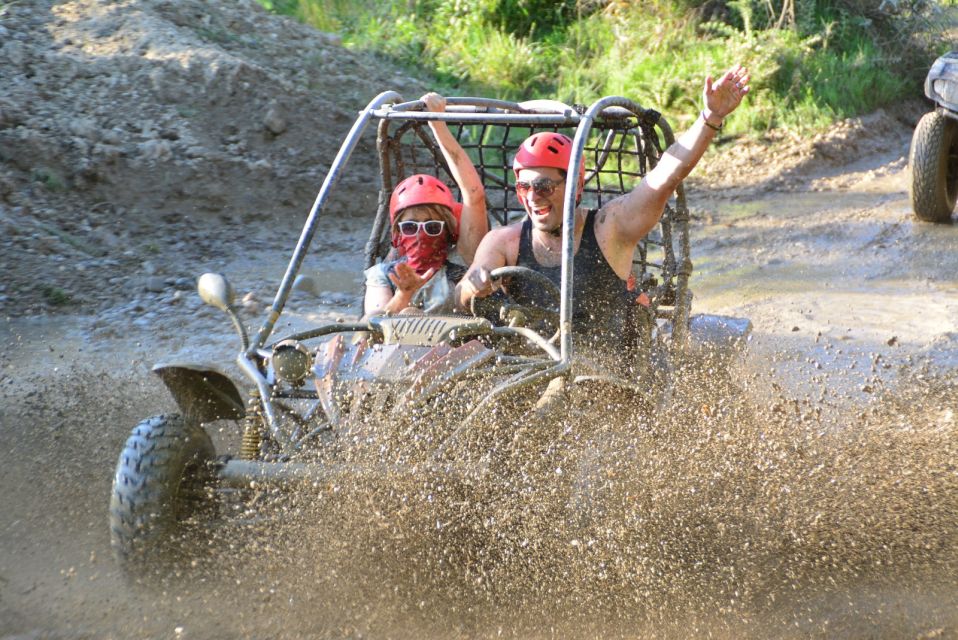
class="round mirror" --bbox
[197,273,235,312]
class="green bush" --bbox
[31,167,66,191]
[41,285,73,306]
[258,0,952,136]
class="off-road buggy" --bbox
[109,92,752,573]
[910,51,958,223]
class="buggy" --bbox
[109,92,752,572]
[910,51,958,223]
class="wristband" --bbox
[701,111,723,131]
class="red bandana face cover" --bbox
[395,231,449,276]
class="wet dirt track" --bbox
[3,156,958,638]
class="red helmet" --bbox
[512,132,585,192]
[389,174,462,242]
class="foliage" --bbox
[257,0,955,136]
[32,167,65,191]
[40,285,73,306]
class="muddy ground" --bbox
[3,1,958,639]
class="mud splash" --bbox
[9,366,944,639]
[2,299,957,640]
[207,364,956,639]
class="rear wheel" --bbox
[910,110,958,223]
[109,414,217,574]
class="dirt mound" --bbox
[0,0,427,218]
[0,0,426,315]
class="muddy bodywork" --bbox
[152,363,245,424]
[924,51,958,115]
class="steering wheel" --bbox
[469,266,561,335]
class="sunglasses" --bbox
[515,177,564,198]
[397,220,446,237]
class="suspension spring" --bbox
[240,397,263,460]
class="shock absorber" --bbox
[240,391,263,460]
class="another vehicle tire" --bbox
[910,110,958,223]
[109,414,216,572]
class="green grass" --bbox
[257,0,952,137]
[31,167,66,191]
[40,285,73,307]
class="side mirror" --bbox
[197,273,235,312]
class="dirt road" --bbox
[3,118,958,638]
[697,151,958,408]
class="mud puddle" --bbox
[692,168,958,413]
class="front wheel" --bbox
[909,110,958,223]
[109,414,217,574]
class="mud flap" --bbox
[152,363,246,424]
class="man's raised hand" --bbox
[703,64,750,123]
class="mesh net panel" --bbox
[373,108,686,316]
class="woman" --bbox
[363,93,488,315]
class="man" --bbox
[456,64,750,366]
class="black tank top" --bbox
[510,209,635,366]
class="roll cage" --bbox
[235,92,694,445]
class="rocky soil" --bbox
[0,0,428,317]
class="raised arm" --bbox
[363,263,436,318]
[604,64,750,248]
[423,92,489,264]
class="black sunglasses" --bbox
[515,177,564,198]
[397,220,446,237]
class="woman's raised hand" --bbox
[387,262,436,296]
[422,92,446,113]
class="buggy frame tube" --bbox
[561,96,691,363]
[236,352,288,449]
[491,326,561,361]
[247,90,403,356]
[371,111,579,125]
[387,96,554,114]
[654,115,693,354]
[240,91,401,449]
[433,361,572,461]
[364,117,395,271]
[560,96,636,362]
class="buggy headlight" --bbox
[271,340,312,385]
[933,79,958,106]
